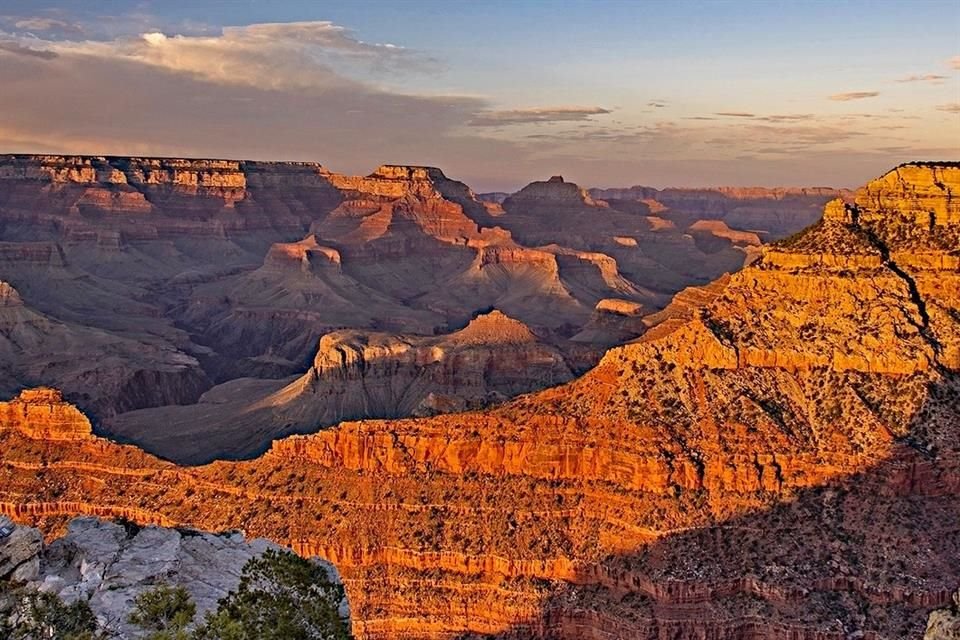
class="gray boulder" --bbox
[2,516,349,638]
[0,520,42,582]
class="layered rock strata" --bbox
[0,387,92,440]
[0,163,957,638]
[589,183,851,236]
[0,280,210,416]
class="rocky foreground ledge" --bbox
[0,516,349,638]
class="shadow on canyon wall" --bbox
[456,370,960,640]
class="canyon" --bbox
[0,162,956,638]
[0,154,840,462]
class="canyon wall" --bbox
[0,153,836,428]
[0,163,957,639]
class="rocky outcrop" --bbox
[295,309,572,416]
[0,516,348,639]
[0,155,345,245]
[0,517,42,582]
[0,155,247,187]
[0,388,93,440]
[927,590,960,639]
[503,175,600,207]
[327,164,478,207]
[855,162,960,225]
[570,298,649,346]
[0,289,211,417]
[0,282,22,307]
[687,220,762,263]
[495,175,760,307]
[263,235,342,272]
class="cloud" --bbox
[757,114,815,122]
[647,101,667,108]
[704,122,869,149]
[896,74,947,84]
[936,103,960,114]
[702,112,814,122]
[15,17,64,30]
[0,21,486,178]
[467,106,612,126]
[0,17,946,192]
[828,91,880,101]
[950,56,960,70]
[44,20,439,91]
[0,40,58,59]
[0,11,89,39]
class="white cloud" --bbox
[0,40,57,59]
[42,20,438,91]
[0,22,485,177]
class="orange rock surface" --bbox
[0,163,957,639]
[0,387,92,440]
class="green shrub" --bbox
[5,588,102,640]
[128,584,196,640]
[193,549,349,640]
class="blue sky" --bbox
[0,0,957,190]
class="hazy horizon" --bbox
[0,0,957,191]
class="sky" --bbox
[0,0,957,191]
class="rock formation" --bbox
[105,311,574,463]
[0,387,92,440]
[0,516,348,638]
[927,590,960,639]
[0,518,42,583]
[497,175,767,302]
[0,279,210,416]
[0,163,956,638]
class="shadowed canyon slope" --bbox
[0,154,842,460]
[107,310,574,463]
[0,163,957,639]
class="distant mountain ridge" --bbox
[0,153,836,446]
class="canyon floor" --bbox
[0,158,957,639]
